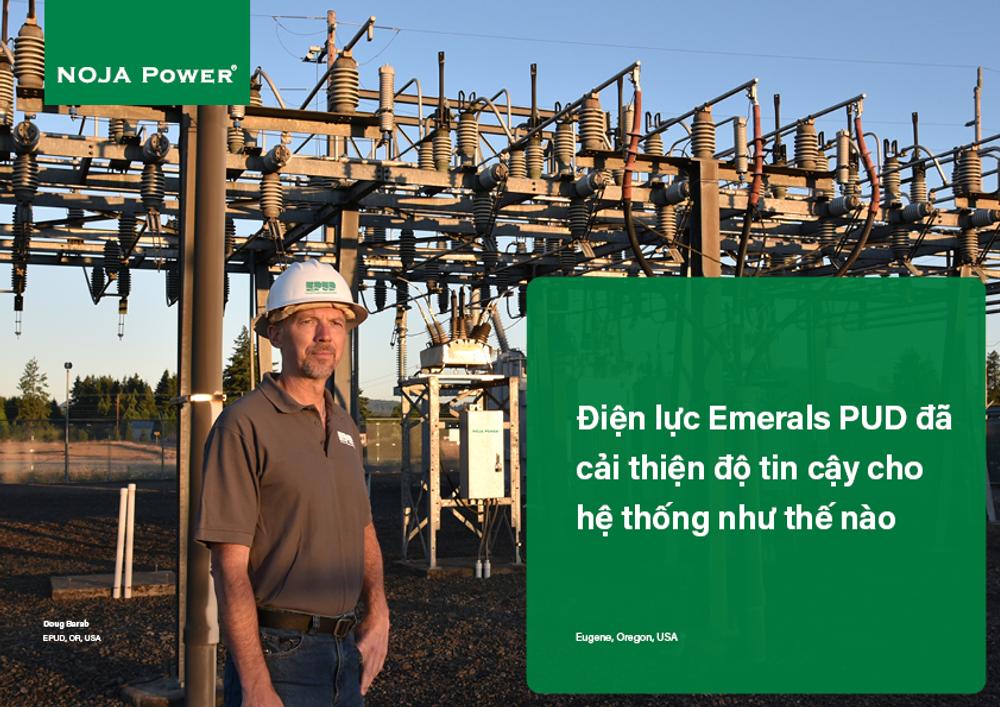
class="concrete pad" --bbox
[50,570,176,600]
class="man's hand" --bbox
[358,521,390,695]
[356,604,390,694]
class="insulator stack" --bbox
[329,52,360,113]
[611,169,624,186]
[12,154,38,203]
[378,65,395,136]
[960,228,978,264]
[223,273,230,309]
[433,119,452,172]
[67,207,85,227]
[400,228,416,269]
[0,59,14,125]
[369,226,386,243]
[910,163,928,203]
[818,220,837,253]
[91,266,105,301]
[478,285,491,309]
[374,281,387,310]
[559,241,576,273]
[395,280,409,307]
[260,172,283,220]
[794,120,818,170]
[815,145,829,172]
[418,135,435,170]
[691,107,716,159]
[118,267,132,298]
[437,287,449,314]
[249,80,263,107]
[554,121,575,176]
[11,260,26,294]
[532,236,545,254]
[14,18,44,90]
[578,94,605,151]
[225,217,236,258]
[517,284,528,317]
[891,224,910,261]
[955,149,983,196]
[656,204,676,240]
[482,236,498,270]
[508,148,527,178]
[228,126,245,154]
[644,133,664,157]
[118,212,138,255]
[141,163,165,211]
[12,211,30,298]
[882,156,901,208]
[103,240,121,277]
[525,135,544,179]
[166,265,179,306]
[457,112,479,166]
[108,119,125,143]
[568,199,589,239]
[473,191,494,236]
[845,161,860,197]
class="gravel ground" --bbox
[0,477,997,706]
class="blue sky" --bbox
[1,0,998,401]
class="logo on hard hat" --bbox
[305,281,338,294]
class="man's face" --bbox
[270,305,348,380]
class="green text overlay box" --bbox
[45,0,248,105]
[527,278,984,694]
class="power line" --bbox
[256,14,995,73]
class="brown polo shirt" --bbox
[194,373,371,616]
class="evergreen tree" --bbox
[17,358,50,423]
[988,351,1000,406]
[0,396,8,437]
[223,326,252,404]
[155,370,178,420]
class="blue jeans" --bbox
[223,627,363,706]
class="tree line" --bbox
[0,325,383,439]
[0,327,255,438]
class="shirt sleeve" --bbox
[193,423,259,547]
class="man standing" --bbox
[195,259,389,706]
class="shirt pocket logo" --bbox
[337,431,356,448]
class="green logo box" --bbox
[527,278,984,694]
[44,0,249,105]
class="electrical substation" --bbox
[1,2,998,701]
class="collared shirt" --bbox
[194,373,371,616]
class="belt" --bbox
[257,607,358,639]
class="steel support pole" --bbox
[508,377,522,564]
[688,158,722,277]
[183,105,225,707]
[428,376,440,569]
[175,106,198,686]
[253,262,273,382]
[334,208,360,420]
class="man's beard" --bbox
[301,347,337,379]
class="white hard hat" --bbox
[253,260,368,337]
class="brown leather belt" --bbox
[257,607,358,638]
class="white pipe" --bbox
[124,483,136,599]
[112,487,127,599]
